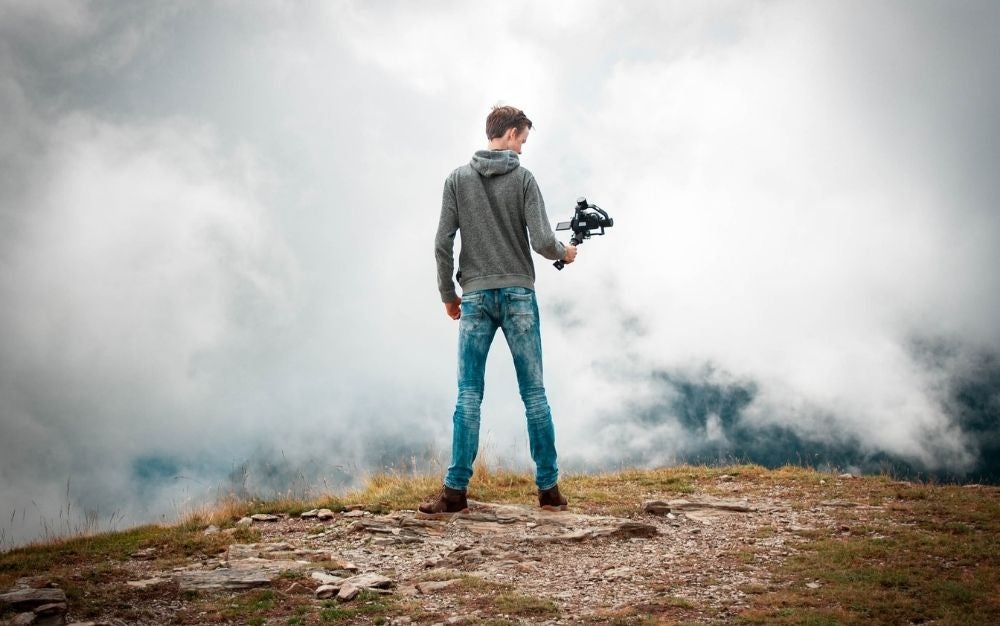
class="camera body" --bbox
[553,197,613,270]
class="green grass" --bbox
[223,589,277,620]
[494,592,559,617]
[319,590,393,622]
[738,479,1000,625]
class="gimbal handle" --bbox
[552,236,583,271]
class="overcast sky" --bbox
[2,1,999,547]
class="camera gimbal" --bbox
[553,197,614,270]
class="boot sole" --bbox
[415,508,470,520]
[539,504,568,512]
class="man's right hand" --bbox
[445,297,461,320]
[562,244,578,264]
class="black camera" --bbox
[553,197,614,270]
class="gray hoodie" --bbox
[435,150,566,302]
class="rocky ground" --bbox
[1,473,893,625]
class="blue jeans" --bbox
[444,287,559,491]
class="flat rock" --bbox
[343,510,366,518]
[176,559,310,591]
[0,588,67,611]
[228,543,344,563]
[373,536,423,546]
[125,577,167,589]
[251,513,280,522]
[527,521,658,542]
[667,498,754,513]
[341,573,393,589]
[315,584,338,599]
[311,572,346,585]
[300,509,319,518]
[416,579,462,593]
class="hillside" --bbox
[1,465,998,625]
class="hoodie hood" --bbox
[470,149,520,178]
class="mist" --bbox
[2,1,998,548]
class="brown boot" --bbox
[417,486,469,518]
[538,484,568,511]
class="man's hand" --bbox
[562,244,578,265]
[445,297,461,320]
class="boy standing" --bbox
[421,105,577,515]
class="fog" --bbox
[2,1,998,548]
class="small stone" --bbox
[284,582,311,595]
[343,510,366,518]
[236,517,253,527]
[317,509,336,520]
[130,547,157,560]
[337,582,360,601]
[838,473,856,479]
[315,584,338,599]
[11,613,37,626]
[718,474,734,482]
[300,509,319,518]
[203,525,220,535]
[806,582,821,589]
[603,566,634,579]
[333,560,360,572]
[251,513,280,522]
[642,500,671,515]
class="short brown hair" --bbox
[486,105,533,140]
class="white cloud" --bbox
[2,0,998,546]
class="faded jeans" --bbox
[444,287,559,491]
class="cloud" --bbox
[1,1,999,547]
[0,72,300,544]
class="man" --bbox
[420,105,577,516]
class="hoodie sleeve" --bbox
[523,173,567,261]
[435,174,460,302]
